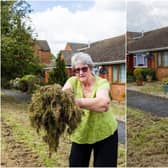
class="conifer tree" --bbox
[49,52,68,86]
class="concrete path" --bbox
[2,89,31,102]
[117,120,125,145]
[127,90,168,117]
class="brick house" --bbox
[64,42,88,51]
[61,35,126,101]
[34,40,51,65]
[34,40,52,83]
[127,26,168,80]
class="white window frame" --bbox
[158,51,168,67]
[112,64,126,83]
[133,53,148,68]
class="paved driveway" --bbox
[127,90,168,117]
[2,89,31,102]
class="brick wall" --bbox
[45,70,49,83]
[127,54,134,72]
[156,67,168,80]
[67,68,74,76]
[38,50,51,64]
[64,44,72,50]
[111,84,125,102]
[34,43,51,65]
[99,65,126,102]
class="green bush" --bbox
[133,68,143,80]
[9,77,21,89]
[127,69,134,76]
[19,74,44,93]
[162,77,168,85]
[48,52,68,86]
[1,77,11,89]
[143,68,155,79]
[127,74,135,82]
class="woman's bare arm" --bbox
[62,81,72,91]
[75,88,110,112]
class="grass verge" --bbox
[1,94,126,167]
[127,81,168,98]
[127,107,168,167]
[111,101,126,122]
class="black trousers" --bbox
[69,130,118,167]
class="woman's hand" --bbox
[75,89,110,112]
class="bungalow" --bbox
[61,35,126,101]
[127,26,168,80]
[34,40,51,65]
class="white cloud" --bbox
[94,0,126,11]
[30,0,126,56]
[127,0,168,32]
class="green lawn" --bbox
[111,101,126,122]
[127,81,168,98]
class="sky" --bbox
[28,0,126,56]
[28,0,168,56]
[127,0,168,32]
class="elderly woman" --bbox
[62,52,118,167]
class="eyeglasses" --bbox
[74,66,89,74]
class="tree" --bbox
[50,53,56,60]
[1,0,39,87]
[49,53,68,86]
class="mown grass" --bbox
[1,94,126,167]
[140,81,163,93]
[127,107,168,167]
[111,101,126,122]
[127,81,167,98]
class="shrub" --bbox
[10,77,21,89]
[143,68,155,79]
[127,74,135,82]
[19,74,43,93]
[133,68,143,80]
[162,77,168,85]
[127,69,134,76]
[1,77,11,89]
[48,52,68,86]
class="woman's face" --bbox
[74,63,92,82]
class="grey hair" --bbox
[71,52,94,69]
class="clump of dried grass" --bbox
[29,84,82,157]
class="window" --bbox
[113,65,118,82]
[93,66,99,76]
[112,64,126,83]
[134,53,147,67]
[158,52,162,66]
[119,64,126,82]
[158,51,168,67]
